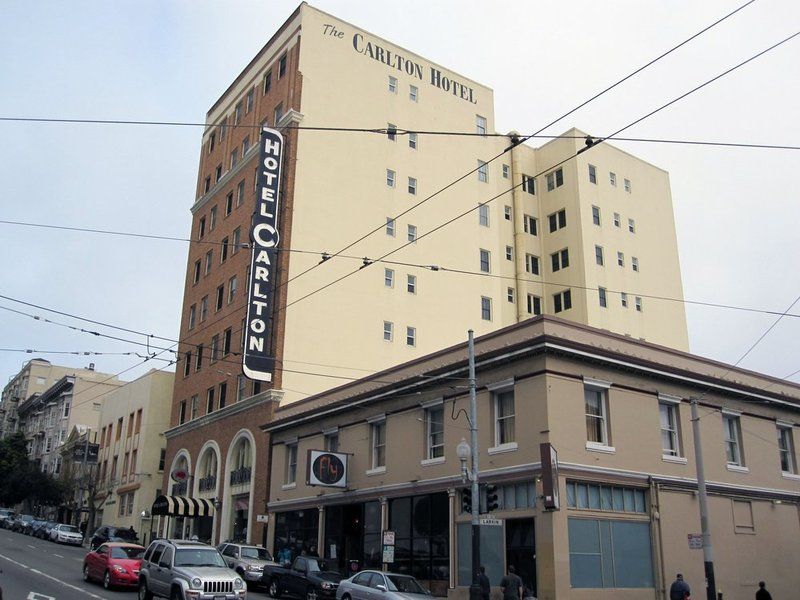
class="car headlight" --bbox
[234,577,244,589]
[191,577,202,589]
[321,582,334,590]
[113,565,128,574]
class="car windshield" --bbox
[113,528,138,540]
[241,547,271,560]
[21,515,34,522]
[61,525,79,533]
[111,547,144,559]
[174,548,226,567]
[387,575,426,594]
[306,558,326,572]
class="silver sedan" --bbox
[336,570,431,600]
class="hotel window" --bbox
[617,252,625,267]
[237,180,245,206]
[479,249,491,273]
[215,164,222,183]
[524,214,537,235]
[632,257,639,272]
[199,217,206,239]
[507,287,515,303]
[200,296,208,322]
[504,205,512,221]
[613,212,621,227]
[406,326,416,347]
[409,132,418,149]
[407,274,417,294]
[502,164,510,179]
[723,413,744,466]
[635,296,643,312]
[553,289,572,313]
[278,52,287,77]
[386,169,395,187]
[592,205,601,226]
[246,88,254,113]
[595,245,604,266]
[223,328,232,356]
[386,217,396,236]
[384,268,395,288]
[388,76,398,93]
[505,246,513,261]
[585,385,610,446]
[242,136,250,156]
[208,132,215,154]
[610,172,617,186]
[324,431,339,452]
[777,424,797,474]
[371,420,387,469]
[624,178,632,193]
[209,206,217,230]
[546,167,564,191]
[566,481,647,514]
[494,389,516,446]
[274,102,284,125]
[205,250,213,275]
[285,443,297,485]
[387,123,397,141]
[409,84,418,101]
[263,70,272,94]
[195,345,203,371]
[159,449,166,472]
[519,174,535,195]
[383,321,393,342]
[226,276,237,304]
[210,335,220,362]
[599,287,607,308]
[183,352,191,377]
[225,192,233,216]
[621,292,628,308]
[477,160,488,182]
[190,395,199,420]
[407,224,417,242]
[549,208,566,232]
[220,117,227,140]
[220,237,229,263]
[408,177,417,195]
[551,248,569,272]
[426,404,445,459]
[215,285,224,311]
[203,176,211,194]
[481,296,492,321]
[660,400,681,457]
[588,164,597,184]
[479,204,489,227]
[525,254,540,275]
[188,304,196,330]
[206,387,215,414]
[234,102,242,125]
[527,294,542,316]
[476,115,487,135]
[237,375,247,402]
[232,227,241,253]
[628,218,636,233]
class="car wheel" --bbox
[83,564,91,583]
[170,586,184,600]
[343,594,352,600]
[138,580,154,600]
[269,578,281,598]
[307,586,318,600]
[103,570,112,590]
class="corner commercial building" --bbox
[265,316,800,600]
[162,3,689,547]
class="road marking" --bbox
[27,544,36,549]
[0,552,109,599]
[52,553,64,558]
[28,592,56,600]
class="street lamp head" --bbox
[456,438,470,463]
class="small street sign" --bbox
[688,533,703,549]
[382,544,395,563]
[383,530,395,545]
[480,517,503,527]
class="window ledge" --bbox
[726,464,749,474]
[781,471,800,481]
[488,442,518,455]
[366,466,386,476]
[585,442,616,454]
[662,454,688,464]
[281,483,297,490]
[421,457,445,467]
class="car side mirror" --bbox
[376,585,387,593]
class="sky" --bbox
[1,0,799,392]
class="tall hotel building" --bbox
[162,3,689,547]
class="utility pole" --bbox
[468,330,481,600]
[690,398,716,600]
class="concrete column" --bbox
[317,504,325,555]
[447,488,456,589]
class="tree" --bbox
[0,433,67,510]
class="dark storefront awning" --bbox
[152,495,215,517]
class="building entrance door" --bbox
[505,518,536,597]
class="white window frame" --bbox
[617,252,625,267]
[621,292,628,308]
[723,410,745,469]
[407,274,416,294]
[502,164,510,179]
[777,422,798,476]
[598,287,607,308]
[384,268,394,288]
[592,205,601,226]
[408,176,417,195]
[424,402,445,462]
[659,395,684,461]
[383,321,393,342]
[632,256,639,272]
[505,246,513,261]
[478,204,490,227]
[409,132,418,149]
[388,76,397,93]
[595,245,604,266]
[635,296,643,312]
[406,326,416,347]
[489,381,517,453]
[507,287,515,303]
[284,442,298,487]
[386,217,396,237]
[477,160,488,183]
[368,416,387,473]
[610,172,617,186]
[476,115,487,135]
[479,249,491,273]
[481,296,492,321]
[613,212,621,227]
[409,84,418,102]
[624,178,632,193]
[504,206,512,221]
[386,169,395,188]
[584,378,613,452]
[407,224,417,242]
[588,164,597,184]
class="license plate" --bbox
[215,596,226,600]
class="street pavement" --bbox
[0,529,270,599]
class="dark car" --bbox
[0,508,15,529]
[90,525,138,550]
[28,519,48,537]
[38,521,58,540]
[11,514,34,533]
[263,556,343,600]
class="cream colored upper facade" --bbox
[95,369,173,530]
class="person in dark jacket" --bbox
[477,566,490,600]
[500,565,523,600]
[755,581,772,600]
[669,574,691,600]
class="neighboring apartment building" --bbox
[0,358,78,439]
[93,370,173,543]
[163,3,689,545]
[16,365,122,475]
[265,316,800,600]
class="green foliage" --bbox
[0,432,67,507]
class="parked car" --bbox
[218,542,278,588]
[83,542,145,590]
[90,525,138,550]
[11,514,34,533]
[262,556,342,600]
[50,523,84,545]
[28,519,48,537]
[38,521,58,540]
[0,508,15,529]
[336,571,431,600]
[137,538,246,600]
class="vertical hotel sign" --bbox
[243,127,284,382]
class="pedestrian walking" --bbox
[755,581,772,600]
[477,565,490,600]
[669,574,691,600]
[500,565,523,600]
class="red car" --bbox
[82,542,145,589]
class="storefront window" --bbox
[275,508,319,565]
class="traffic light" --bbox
[461,488,472,513]
[485,484,499,513]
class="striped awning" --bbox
[151,495,215,517]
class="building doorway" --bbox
[505,518,536,597]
